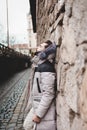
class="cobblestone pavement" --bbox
[0,68,31,130]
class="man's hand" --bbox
[33,115,41,123]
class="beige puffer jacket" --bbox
[31,60,56,130]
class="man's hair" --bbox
[44,40,52,48]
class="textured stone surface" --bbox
[56,94,70,130]
[64,66,78,113]
[71,116,87,130]
[36,0,87,129]
[80,68,87,122]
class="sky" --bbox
[0,0,30,43]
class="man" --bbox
[23,40,57,130]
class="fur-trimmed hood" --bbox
[31,42,57,66]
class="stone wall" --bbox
[36,0,87,130]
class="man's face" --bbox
[37,43,47,52]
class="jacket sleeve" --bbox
[36,72,55,118]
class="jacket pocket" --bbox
[36,78,41,93]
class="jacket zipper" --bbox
[36,78,41,93]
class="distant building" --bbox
[27,12,37,54]
[11,44,30,56]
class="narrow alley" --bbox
[0,0,87,130]
[0,68,31,130]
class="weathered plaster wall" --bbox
[36,0,87,130]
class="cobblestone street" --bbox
[0,68,31,130]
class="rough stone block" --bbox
[71,116,87,130]
[56,94,70,130]
[80,68,87,122]
[64,67,78,113]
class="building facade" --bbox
[11,44,30,56]
[36,0,87,130]
[27,12,37,54]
